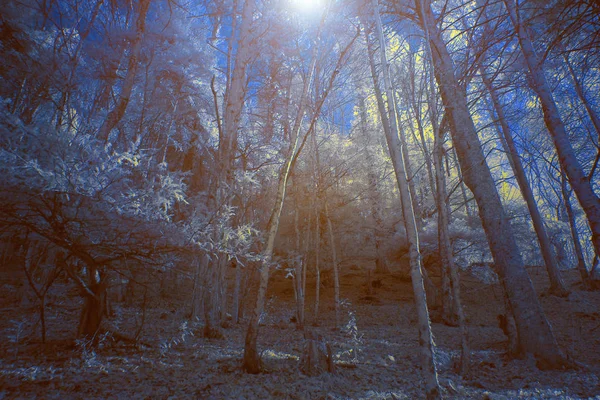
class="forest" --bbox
[1,0,600,398]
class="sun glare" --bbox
[291,0,323,13]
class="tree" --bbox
[480,66,568,296]
[502,0,600,261]
[242,7,360,372]
[367,1,441,397]
[414,0,568,367]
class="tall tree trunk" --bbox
[232,258,243,323]
[313,205,322,325]
[242,8,358,373]
[220,0,254,183]
[301,197,313,328]
[450,146,472,218]
[429,85,470,376]
[434,117,470,373]
[191,257,203,320]
[407,52,436,205]
[312,131,326,326]
[370,2,441,397]
[423,31,470,373]
[358,95,389,273]
[219,258,229,326]
[242,142,299,372]
[312,125,338,327]
[503,0,600,259]
[209,0,256,335]
[364,30,422,226]
[480,68,568,296]
[97,0,150,145]
[563,54,600,139]
[203,256,222,338]
[243,16,322,371]
[393,93,424,228]
[416,0,567,367]
[293,195,305,329]
[561,168,591,286]
[325,201,340,329]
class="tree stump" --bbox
[300,330,335,376]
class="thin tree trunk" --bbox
[561,168,591,286]
[434,127,470,373]
[191,257,202,320]
[358,95,389,273]
[480,68,568,296]
[429,71,470,373]
[563,54,600,138]
[365,25,424,230]
[312,125,328,327]
[203,256,222,338]
[23,241,48,344]
[243,15,322,371]
[232,258,243,323]
[450,147,472,218]
[371,2,441,397]
[98,0,150,144]
[242,8,358,372]
[314,198,322,325]
[219,257,229,326]
[407,52,436,204]
[394,93,423,228]
[426,83,456,325]
[301,198,312,328]
[503,0,600,260]
[294,198,305,329]
[243,125,311,371]
[219,0,254,182]
[55,0,104,131]
[325,202,340,329]
[417,0,567,367]
[208,0,256,337]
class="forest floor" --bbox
[1,263,600,399]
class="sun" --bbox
[291,0,324,13]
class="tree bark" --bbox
[209,0,256,337]
[370,1,441,397]
[434,124,470,373]
[561,168,591,286]
[301,197,313,328]
[407,53,436,206]
[325,201,340,329]
[242,8,359,373]
[364,30,422,227]
[97,0,150,145]
[78,265,107,342]
[357,94,390,274]
[503,0,600,260]
[191,257,203,320]
[232,258,243,324]
[416,0,567,367]
[421,14,470,375]
[314,197,322,325]
[563,54,600,140]
[480,68,568,296]
[243,14,324,370]
[293,197,305,329]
